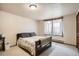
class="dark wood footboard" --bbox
[35,42,51,56]
[35,37,52,56]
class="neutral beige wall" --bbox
[63,13,76,45]
[0,10,77,46]
[37,20,44,36]
[0,11,38,46]
[37,13,76,45]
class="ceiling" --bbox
[0,3,79,20]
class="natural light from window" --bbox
[44,19,63,36]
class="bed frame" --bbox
[16,32,52,56]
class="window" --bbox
[44,21,52,35]
[44,18,63,36]
[53,19,63,36]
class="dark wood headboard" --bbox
[16,32,36,40]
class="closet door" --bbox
[76,12,79,49]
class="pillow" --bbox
[22,33,30,38]
[30,32,36,37]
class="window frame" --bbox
[44,16,64,37]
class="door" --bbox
[76,12,79,49]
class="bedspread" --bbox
[17,36,51,55]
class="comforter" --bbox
[17,36,51,55]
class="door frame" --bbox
[76,12,79,48]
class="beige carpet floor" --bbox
[0,42,79,56]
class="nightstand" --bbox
[0,34,5,51]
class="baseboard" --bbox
[52,39,64,43]
[10,44,16,47]
[52,39,76,47]
[63,42,76,47]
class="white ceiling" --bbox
[0,3,79,20]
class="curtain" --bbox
[44,21,52,35]
[53,19,63,36]
[44,19,63,36]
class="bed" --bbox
[16,32,52,56]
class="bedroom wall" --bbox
[37,13,76,45]
[0,10,77,46]
[37,20,44,36]
[0,11,38,46]
[63,13,76,45]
